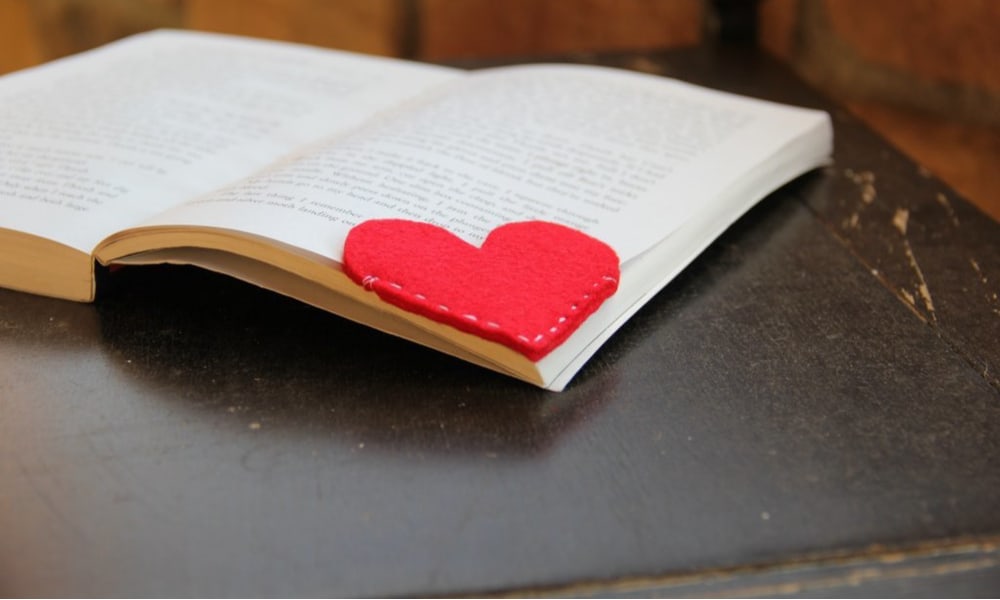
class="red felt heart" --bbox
[342,220,620,361]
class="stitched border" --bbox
[360,273,618,351]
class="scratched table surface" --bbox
[2,43,999,598]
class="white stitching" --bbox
[361,273,616,348]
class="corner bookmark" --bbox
[342,220,620,361]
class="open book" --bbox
[0,30,832,391]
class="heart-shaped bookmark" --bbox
[342,220,620,361]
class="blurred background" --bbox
[1,0,997,222]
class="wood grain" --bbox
[846,100,1000,223]
[184,0,407,56]
[417,0,703,60]
[25,0,182,62]
[0,0,44,74]
[823,0,1000,94]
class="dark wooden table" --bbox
[2,43,998,597]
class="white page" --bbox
[137,63,829,264]
[0,30,460,253]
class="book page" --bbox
[0,30,459,253]
[134,63,829,264]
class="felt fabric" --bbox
[343,220,620,362]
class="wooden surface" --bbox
[843,98,1000,224]
[1,44,999,597]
